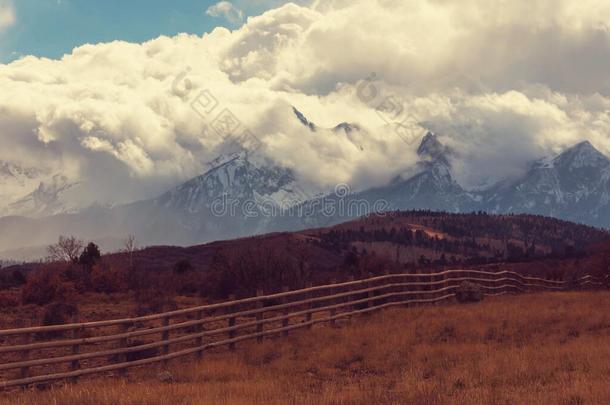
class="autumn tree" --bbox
[79,242,101,270]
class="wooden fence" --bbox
[0,269,607,389]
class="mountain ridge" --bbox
[2,112,610,259]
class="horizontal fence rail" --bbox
[0,269,607,389]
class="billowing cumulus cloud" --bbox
[1,0,610,208]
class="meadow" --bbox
[3,291,609,405]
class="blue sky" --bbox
[0,0,298,62]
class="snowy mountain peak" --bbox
[553,140,610,170]
[156,150,313,215]
[483,139,610,224]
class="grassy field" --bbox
[4,292,610,405]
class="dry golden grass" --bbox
[4,292,610,405]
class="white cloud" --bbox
[0,0,15,31]
[1,0,610,206]
[206,1,244,25]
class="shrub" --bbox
[39,302,79,339]
[0,291,18,307]
[135,286,176,316]
[42,302,79,326]
[108,339,159,363]
[456,281,484,303]
[0,269,27,289]
[176,272,204,295]
[61,264,84,284]
[21,271,73,306]
[90,263,126,293]
[173,259,193,275]
[11,270,26,286]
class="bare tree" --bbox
[47,235,84,264]
[123,234,137,269]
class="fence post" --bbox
[367,275,374,309]
[162,315,170,366]
[410,269,417,306]
[306,282,314,330]
[118,322,129,376]
[329,279,337,327]
[500,270,505,294]
[400,270,408,307]
[398,270,405,305]
[415,269,422,306]
[20,333,31,382]
[256,290,264,343]
[382,269,390,305]
[346,276,354,319]
[415,268,428,306]
[543,276,548,292]
[281,286,290,337]
[70,320,82,382]
[434,269,442,305]
[229,294,237,351]
[196,309,204,360]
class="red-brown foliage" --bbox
[21,269,75,306]
[90,263,127,294]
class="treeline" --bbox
[379,210,608,249]
[315,225,585,264]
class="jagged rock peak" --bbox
[333,122,360,134]
[417,132,450,165]
[292,107,316,132]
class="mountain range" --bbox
[0,162,81,218]
[1,108,610,260]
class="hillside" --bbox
[4,292,610,405]
[4,211,609,291]
[0,210,608,330]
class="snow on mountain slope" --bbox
[7,175,82,218]
[0,161,82,218]
[154,151,310,214]
[364,132,474,212]
[482,140,610,225]
[0,161,41,204]
[270,132,476,231]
